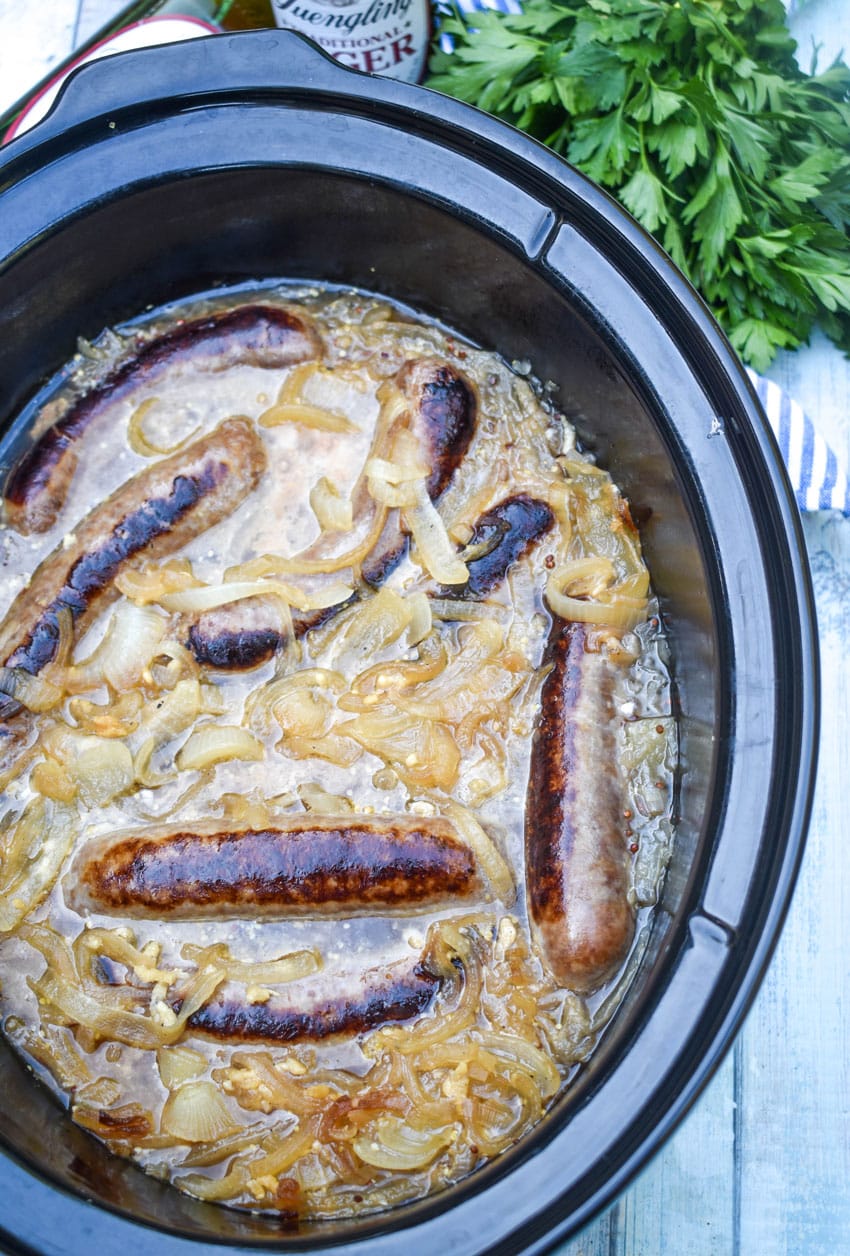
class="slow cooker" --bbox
[0,29,818,1255]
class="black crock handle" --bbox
[11,28,400,150]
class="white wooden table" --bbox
[1,1,849,1250]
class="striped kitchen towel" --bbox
[746,371,850,514]
[439,0,850,516]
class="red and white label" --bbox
[271,0,430,82]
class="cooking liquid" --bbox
[0,285,675,1218]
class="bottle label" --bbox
[270,0,429,82]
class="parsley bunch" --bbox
[428,0,850,370]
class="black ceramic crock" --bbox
[0,30,818,1256]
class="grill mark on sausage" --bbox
[186,358,478,666]
[360,358,477,588]
[187,596,289,670]
[398,358,477,501]
[437,494,555,600]
[68,817,479,919]
[0,418,266,716]
[5,305,318,535]
[184,959,441,1044]
[525,620,633,993]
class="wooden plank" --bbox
[550,1053,737,1255]
[0,0,80,118]
[733,6,850,1247]
[735,512,850,1254]
[616,1053,737,1255]
[76,0,132,45]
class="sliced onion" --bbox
[180,1121,274,1168]
[30,757,77,803]
[277,360,319,405]
[428,598,505,624]
[182,943,321,987]
[298,782,354,815]
[284,734,363,768]
[546,558,648,630]
[546,480,574,541]
[157,1045,208,1090]
[74,1102,153,1140]
[258,402,356,433]
[341,635,447,709]
[406,593,432,646]
[333,588,412,658]
[477,1031,561,1099]
[76,1077,122,1108]
[160,578,352,616]
[365,455,429,485]
[161,1081,238,1143]
[176,725,264,772]
[459,619,507,660]
[365,475,421,508]
[72,740,134,805]
[352,1116,457,1170]
[441,801,514,903]
[74,926,177,989]
[0,667,62,713]
[339,708,460,791]
[42,605,75,673]
[396,660,523,724]
[9,1022,93,1090]
[127,397,199,457]
[235,952,320,987]
[67,691,143,739]
[177,1117,318,1202]
[310,477,353,532]
[135,677,205,748]
[246,668,345,737]
[115,561,200,605]
[403,482,469,585]
[545,585,647,630]
[72,602,167,690]
[0,799,78,934]
[26,951,226,1050]
[148,640,202,691]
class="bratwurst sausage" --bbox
[67,816,480,919]
[185,492,552,671]
[184,357,478,667]
[5,305,318,535]
[185,955,441,1044]
[437,493,555,600]
[358,356,477,588]
[524,620,633,993]
[0,417,267,716]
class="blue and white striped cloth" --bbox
[746,372,849,514]
[442,0,850,516]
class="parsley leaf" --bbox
[428,0,850,370]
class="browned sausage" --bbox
[360,357,477,588]
[186,595,290,670]
[524,620,633,993]
[0,417,267,715]
[5,305,319,535]
[184,955,441,1044]
[185,488,544,675]
[397,357,477,502]
[184,357,478,666]
[67,816,480,919]
[437,493,555,600]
